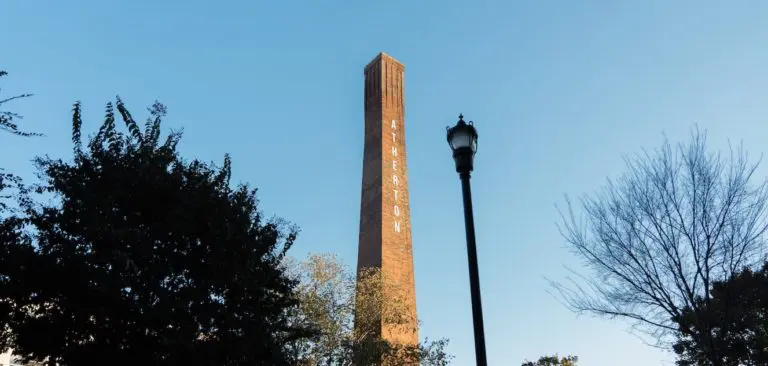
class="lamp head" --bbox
[446,114,478,174]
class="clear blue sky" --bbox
[3,1,768,365]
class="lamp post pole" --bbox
[447,114,487,366]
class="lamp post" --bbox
[446,114,487,366]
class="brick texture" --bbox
[355,52,418,352]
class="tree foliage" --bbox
[0,70,39,137]
[554,129,768,363]
[285,253,453,365]
[673,262,768,366]
[0,70,38,213]
[521,354,578,366]
[0,98,311,365]
[0,167,25,213]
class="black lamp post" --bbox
[446,114,487,366]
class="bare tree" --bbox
[553,129,768,363]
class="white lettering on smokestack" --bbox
[391,119,402,233]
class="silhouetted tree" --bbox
[0,166,24,213]
[0,98,311,365]
[554,129,768,365]
[521,354,578,366]
[284,253,453,365]
[0,70,38,212]
[0,70,38,137]
[672,262,768,366]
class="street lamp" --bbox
[446,114,487,366]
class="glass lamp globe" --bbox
[446,114,478,173]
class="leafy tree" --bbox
[521,354,578,366]
[0,98,311,365]
[0,165,25,213]
[553,129,768,364]
[0,70,38,212]
[285,253,453,365]
[672,262,768,366]
[0,70,39,137]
